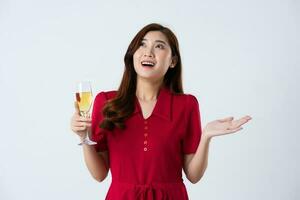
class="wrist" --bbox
[202,130,213,141]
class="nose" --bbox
[143,47,154,57]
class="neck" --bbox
[135,77,163,101]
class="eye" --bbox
[139,41,146,47]
[156,44,165,49]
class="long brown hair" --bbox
[100,23,183,131]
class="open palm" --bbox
[203,115,252,138]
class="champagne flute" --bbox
[76,81,97,145]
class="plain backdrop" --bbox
[0,0,299,199]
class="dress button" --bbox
[144,147,148,151]
[144,120,148,124]
[144,133,148,137]
[144,140,148,144]
[144,126,148,130]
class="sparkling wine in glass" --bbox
[76,81,97,145]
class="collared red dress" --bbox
[91,86,202,200]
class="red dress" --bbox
[91,86,202,200]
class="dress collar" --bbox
[133,86,172,121]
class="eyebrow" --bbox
[142,38,167,45]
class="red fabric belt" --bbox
[108,180,187,200]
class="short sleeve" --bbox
[182,94,202,154]
[90,92,109,152]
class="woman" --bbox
[70,23,252,199]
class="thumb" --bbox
[74,101,80,114]
[218,116,234,122]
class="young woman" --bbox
[70,23,252,199]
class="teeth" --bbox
[141,61,155,66]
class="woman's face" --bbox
[133,31,175,82]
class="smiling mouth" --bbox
[141,61,155,67]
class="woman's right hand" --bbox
[70,101,92,140]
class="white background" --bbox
[0,0,299,199]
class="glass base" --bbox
[78,138,97,146]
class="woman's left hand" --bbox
[203,115,252,139]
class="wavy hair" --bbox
[100,23,183,131]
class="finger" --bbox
[80,123,91,128]
[244,115,252,120]
[79,116,92,122]
[74,101,80,114]
[218,116,234,122]
[73,126,87,131]
[240,118,250,125]
[73,122,91,127]
[72,127,82,132]
[234,117,251,127]
[232,127,243,132]
[74,116,92,122]
[223,127,243,134]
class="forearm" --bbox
[82,144,108,182]
[187,133,212,183]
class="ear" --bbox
[170,56,178,68]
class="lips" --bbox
[141,60,156,67]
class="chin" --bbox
[137,74,155,79]
[137,73,163,82]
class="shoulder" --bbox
[173,92,199,109]
[94,90,118,104]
